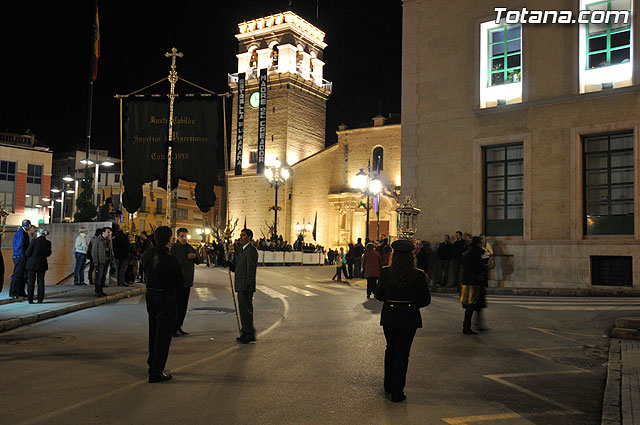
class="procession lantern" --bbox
[396,195,421,240]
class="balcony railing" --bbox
[228,64,332,92]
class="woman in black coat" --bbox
[375,239,431,403]
[25,227,52,304]
[460,236,487,334]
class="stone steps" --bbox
[612,317,640,340]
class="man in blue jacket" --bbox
[10,219,31,299]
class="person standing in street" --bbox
[374,239,431,403]
[91,227,112,297]
[136,231,151,282]
[87,228,101,287]
[74,228,89,285]
[230,228,258,344]
[362,243,382,298]
[25,227,52,304]
[346,243,355,279]
[353,238,365,278]
[436,235,453,286]
[331,247,345,281]
[9,219,31,299]
[460,236,487,335]
[142,226,184,383]
[0,248,4,294]
[451,231,466,289]
[112,225,130,287]
[171,228,200,337]
[415,240,429,275]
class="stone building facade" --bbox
[227,12,402,248]
[402,0,640,289]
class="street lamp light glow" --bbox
[63,175,74,182]
[47,205,54,209]
[35,204,43,208]
[195,228,202,234]
[295,222,302,231]
[354,169,367,190]
[264,168,274,180]
[281,168,290,180]
[306,222,312,232]
[101,160,114,167]
[205,228,211,235]
[50,188,60,193]
[55,199,62,203]
[80,158,94,165]
[66,189,75,194]
[42,197,50,202]
[369,178,382,195]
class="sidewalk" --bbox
[0,281,145,333]
[602,339,640,425]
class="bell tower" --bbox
[228,11,331,171]
[226,11,331,238]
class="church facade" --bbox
[227,12,401,248]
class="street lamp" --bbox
[295,220,312,236]
[354,160,382,242]
[264,157,290,239]
[396,195,422,240]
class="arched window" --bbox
[372,147,384,172]
[270,45,279,66]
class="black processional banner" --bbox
[257,68,267,174]
[235,73,245,176]
[122,98,219,213]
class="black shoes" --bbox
[148,373,172,383]
[391,393,406,402]
[95,291,106,297]
[463,329,478,335]
[177,328,189,335]
[237,334,256,344]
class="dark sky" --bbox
[0,1,401,156]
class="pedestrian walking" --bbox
[451,231,466,288]
[9,219,31,299]
[25,227,52,304]
[229,228,259,344]
[136,231,151,282]
[171,228,201,337]
[142,226,185,383]
[74,228,89,285]
[353,238,365,278]
[460,236,488,335]
[91,227,112,297]
[87,228,101,286]
[381,244,392,267]
[374,239,431,403]
[112,225,130,287]
[331,248,345,281]
[362,243,382,298]
[436,235,453,286]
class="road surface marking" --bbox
[304,284,339,294]
[483,370,590,414]
[329,283,352,289]
[257,286,288,298]
[282,285,318,296]
[442,409,577,424]
[193,287,217,301]
[515,305,640,310]
[517,345,587,361]
[489,299,640,304]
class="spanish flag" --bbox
[92,2,100,81]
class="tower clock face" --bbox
[249,91,260,108]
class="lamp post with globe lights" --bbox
[354,160,382,242]
[264,157,290,240]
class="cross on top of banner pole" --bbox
[165,47,183,72]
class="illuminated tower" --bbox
[227,11,331,237]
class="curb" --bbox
[602,339,622,425]
[429,287,640,297]
[0,288,79,306]
[0,287,146,333]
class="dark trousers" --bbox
[10,255,27,297]
[175,287,191,331]
[342,264,349,279]
[95,263,107,294]
[353,258,362,278]
[237,290,255,336]
[383,326,417,399]
[88,260,95,285]
[464,307,477,330]
[439,259,450,285]
[347,260,354,279]
[115,257,128,285]
[452,258,462,288]
[27,270,46,303]
[74,252,86,284]
[146,291,176,377]
[366,277,378,296]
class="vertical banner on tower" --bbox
[235,73,245,175]
[257,68,267,174]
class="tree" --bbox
[74,169,97,222]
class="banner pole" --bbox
[164,48,183,229]
[118,96,127,232]
[228,269,241,335]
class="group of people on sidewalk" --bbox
[2,220,52,304]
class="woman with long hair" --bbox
[374,239,431,403]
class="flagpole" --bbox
[85,2,99,190]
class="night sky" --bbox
[0,1,402,157]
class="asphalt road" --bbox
[1,265,635,425]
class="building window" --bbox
[586,0,631,69]
[484,144,524,236]
[488,25,522,86]
[114,174,120,183]
[583,132,634,235]
[27,164,42,184]
[580,0,633,92]
[173,208,188,219]
[0,191,14,212]
[249,151,258,164]
[0,161,16,181]
[155,198,163,214]
[24,194,41,209]
[372,147,384,172]
[98,173,102,183]
[140,196,147,212]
